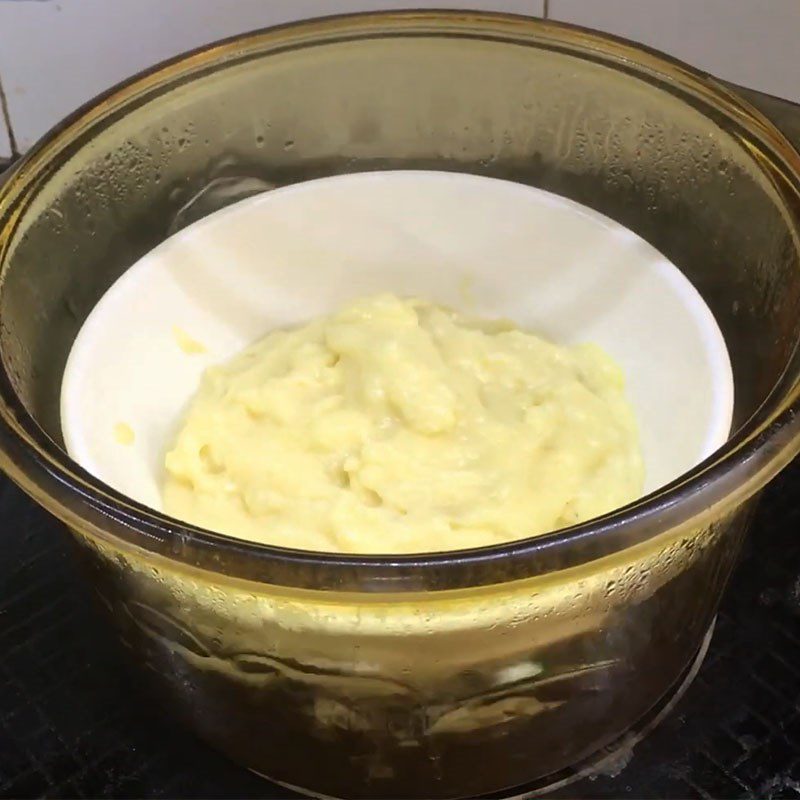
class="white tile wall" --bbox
[548,0,800,104]
[0,110,10,160]
[0,0,543,152]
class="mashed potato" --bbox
[163,294,643,553]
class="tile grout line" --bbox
[0,73,20,159]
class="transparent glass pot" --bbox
[1,11,799,799]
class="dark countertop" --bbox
[1,85,800,800]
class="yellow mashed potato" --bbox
[163,294,643,553]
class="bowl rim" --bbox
[1,9,800,593]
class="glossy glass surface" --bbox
[0,12,799,798]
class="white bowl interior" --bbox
[61,170,734,519]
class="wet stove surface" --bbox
[1,86,800,800]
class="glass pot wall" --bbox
[1,12,799,799]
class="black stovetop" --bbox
[2,85,800,800]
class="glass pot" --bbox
[1,11,799,800]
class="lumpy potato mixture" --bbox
[164,294,643,553]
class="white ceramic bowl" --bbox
[61,170,733,519]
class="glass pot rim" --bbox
[1,10,799,593]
